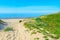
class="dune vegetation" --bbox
[4,27,14,31]
[24,12,60,40]
[0,20,4,24]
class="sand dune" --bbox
[0,19,48,40]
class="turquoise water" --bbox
[0,13,49,19]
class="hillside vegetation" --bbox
[0,20,4,24]
[24,12,60,40]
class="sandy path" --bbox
[1,19,31,40]
[0,19,44,40]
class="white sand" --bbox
[0,19,54,40]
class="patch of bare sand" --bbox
[0,19,45,40]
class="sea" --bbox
[0,13,50,19]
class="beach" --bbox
[0,19,45,40]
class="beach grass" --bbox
[24,12,60,40]
[4,27,14,31]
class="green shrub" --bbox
[35,17,41,22]
[31,31,37,35]
[4,27,13,31]
[34,38,39,40]
[45,38,49,40]
[19,20,22,23]
[0,20,4,24]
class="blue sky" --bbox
[0,0,60,13]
